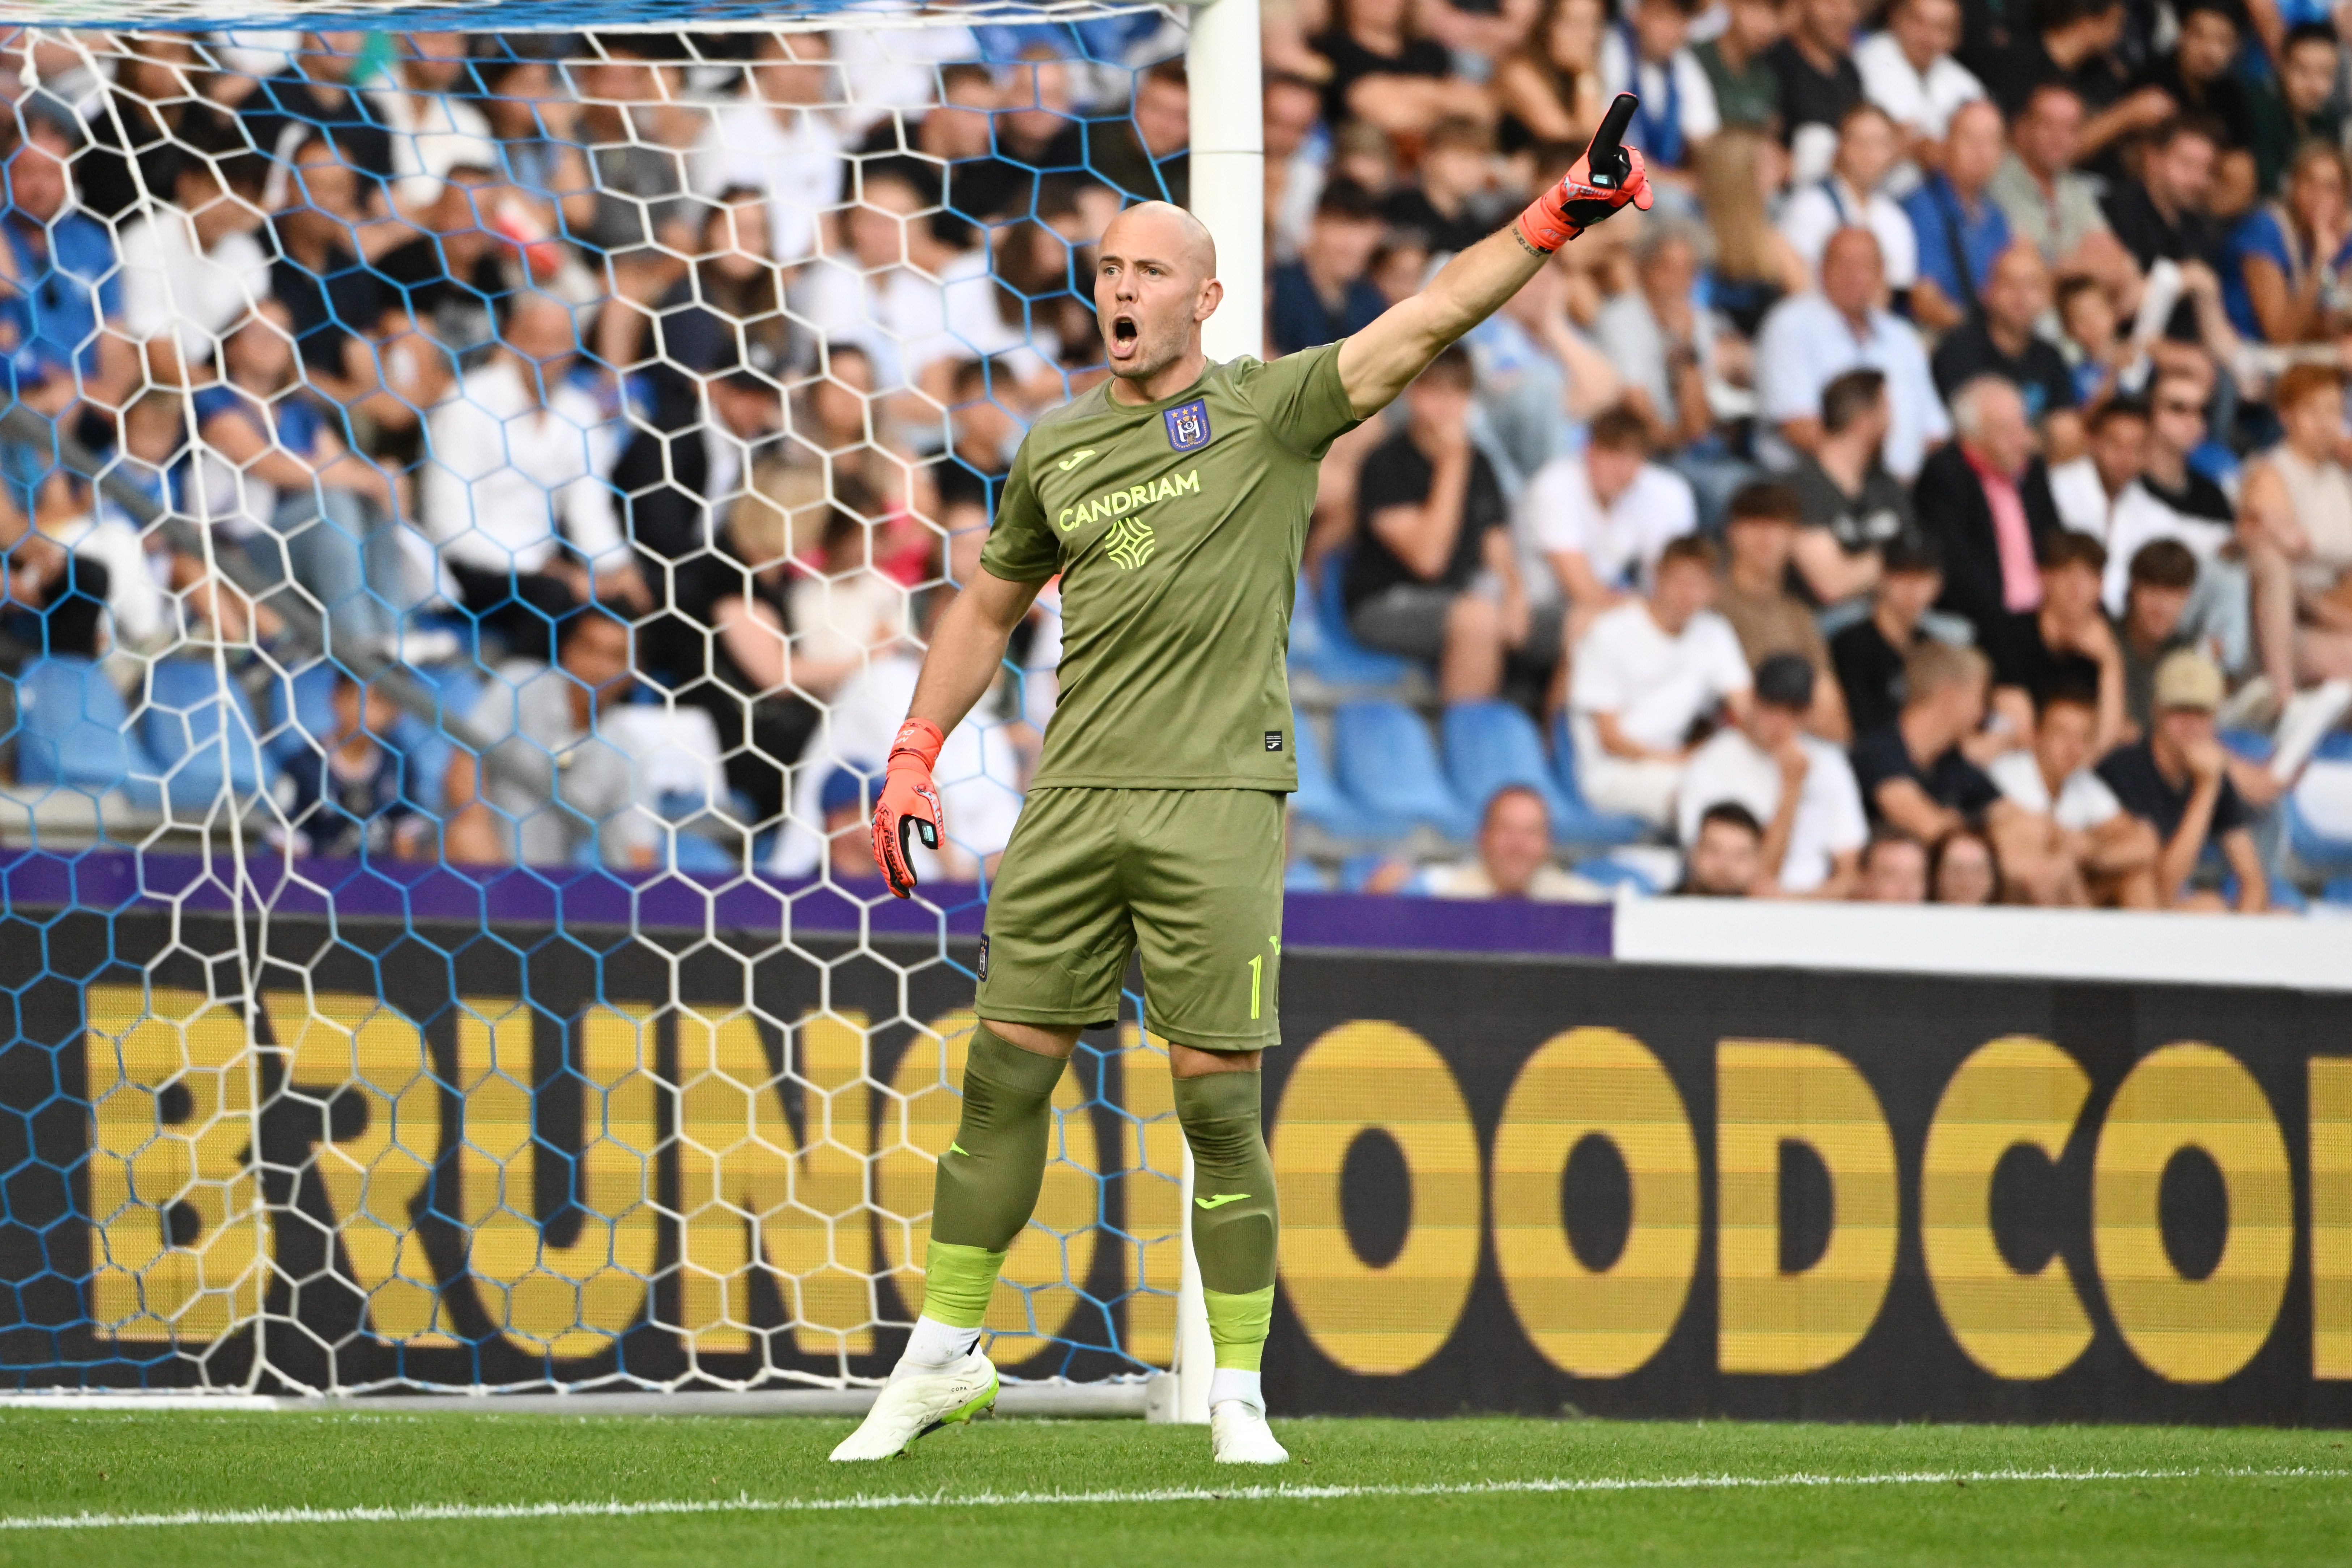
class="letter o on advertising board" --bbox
[1270,1021,1481,1376]
[1491,1028,1699,1377]
[2094,1043,2292,1384]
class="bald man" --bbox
[839,138,1652,1467]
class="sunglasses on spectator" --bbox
[2156,400,2204,417]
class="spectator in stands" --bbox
[1930,243,2080,455]
[1788,368,1913,610]
[379,33,497,212]
[1677,801,1766,896]
[1914,376,2061,679]
[233,33,393,191]
[1694,131,1811,335]
[2094,648,2269,910]
[279,674,425,860]
[1902,99,2012,334]
[2119,538,2196,733]
[1570,534,1754,827]
[1383,116,1500,257]
[1855,0,1986,155]
[1972,0,2138,142]
[2224,140,2352,344]
[1987,679,2158,904]
[1310,0,1462,137]
[1756,227,1950,480]
[2137,2,2256,217]
[1593,219,1727,453]
[371,164,515,367]
[1832,529,1946,733]
[819,766,884,882]
[1678,653,1867,896]
[2101,116,2223,278]
[1778,105,1918,293]
[443,608,645,869]
[1850,640,2001,838]
[694,30,846,266]
[1345,347,1540,701]
[1691,0,1782,135]
[1598,0,1721,177]
[2251,25,2343,197]
[0,483,108,661]
[421,294,643,661]
[1497,0,1609,150]
[1928,827,2000,903]
[115,118,273,384]
[1419,784,1608,901]
[270,137,426,430]
[1091,59,1191,207]
[1271,181,1390,355]
[1855,827,1928,900]
[2239,363,2352,712]
[1521,403,1697,643]
[1715,482,1850,738]
[1264,72,1329,267]
[1994,530,2124,751]
[0,106,137,410]
[1766,0,1865,172]
[1990,85,2129,285]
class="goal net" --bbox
[0,3,1226,1397]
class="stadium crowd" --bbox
[3,2,2352,911]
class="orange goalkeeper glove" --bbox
[871,717,945,899]
[1516,115,1654,255]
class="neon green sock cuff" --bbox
[1203,1284,1275,1371]
[920,1239,1007,1330]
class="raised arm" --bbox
[1335,99,1652,418]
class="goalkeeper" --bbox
[835,114,1651,1466]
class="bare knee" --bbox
[980,1019,1082,1059]
[1170,1041,1261,1078]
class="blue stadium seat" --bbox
[1288,707,1388,841]
[1289,555,1415,691]
[390,665,486,818]
[12,657,163,809]
[139,659,268,810]
[2289,759,2352,876]
[1547,712,1652,848]
[1572,855,1660,896]
[1442,700,1573,837]
[1333,699,1476,840]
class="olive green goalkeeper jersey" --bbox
[980,341,1362,791]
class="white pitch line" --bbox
[2,1465,2346,1531]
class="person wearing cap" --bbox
[1677,652,1868,896]
[2092,648,2269,911]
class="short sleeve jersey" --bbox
[981,342,1362,791]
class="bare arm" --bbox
[2155,775,2223,904]
[1593,711,1681,763]
[2221,826,2270,912]
[1337,225,1547,417]
[905,567,1048,735]
[440,750,506,866]
[1872,777,1962,842]
[1789,529,1881,605]
[1367,446,1472,580]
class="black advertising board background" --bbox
[1266,947,2352,1424]
[3,904,2349,1423]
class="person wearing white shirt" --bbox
[1676,653,1868,896]
[826,16,978,137]
[1571,536,1756,827]
[1520,405,1698,645]
[1854,0,1986,147]
[115,155,272,378]
[374,34,499,212]
[691,31,849,264]
[1413,785,1610,902]
[421,296,642,657]
[1986,682,2158,903]
[1755,227,1950,479]
[1776,103,1920,290]
[1597,0,1722,172]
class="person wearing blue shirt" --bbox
[1901,99,2012,333]
[0,109,135,409]
[1270,181,1390,354]
[2222,140,2352,342]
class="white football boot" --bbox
[1209,1399,1290,1465]
[827,1351,998,1461]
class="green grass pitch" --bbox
[1,1410,2347,1567]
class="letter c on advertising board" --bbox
[1717,1042,1899,1374]
[1271,1021,1481,1375]
[1491,1028,1699,1377]
[1920,1037,2094,1380]
[2094,1043,2291,1384]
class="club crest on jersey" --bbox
[1164,397,1211,453]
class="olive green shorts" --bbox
[975,787,1285,1051]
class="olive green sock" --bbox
[1173,1068,1279,1371]
[927,1024,1068,1271]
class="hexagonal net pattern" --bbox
[0,14,1198,1394]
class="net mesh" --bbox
[0,13,1200,1392]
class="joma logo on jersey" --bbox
[1057,468,1200,534]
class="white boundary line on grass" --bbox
[3,1465,2346,1531]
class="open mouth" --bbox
[1108,313,1140,361]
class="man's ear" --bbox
[1194,277,1224,325]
